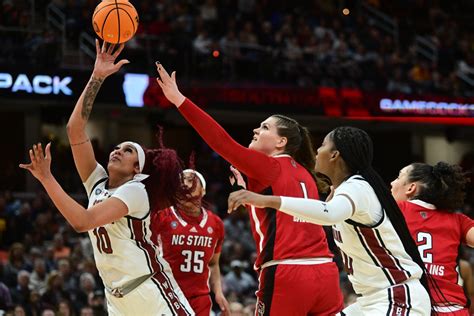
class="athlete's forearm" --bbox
[66,75,104,142]
[40,176,90,232]
[177,98,279,185]
[209,262,224,295]
[279,195,354,225]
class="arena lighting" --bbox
[380,98,474,116]
[0,72,72,95]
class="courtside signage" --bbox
[0,70,126,104]
[0,73,72,95]
[380,98,474,116]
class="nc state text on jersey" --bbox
[171,235,214,247]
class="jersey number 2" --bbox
[180,250,204,273]
[417,232,433,263]
[93,227,113,254]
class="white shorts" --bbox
[106,277,195,316]
[339,279,431,316]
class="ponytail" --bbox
[408,162,467,210]
[330,127,430,294]
[272,114,329,195]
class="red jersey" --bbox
[152,207,225,299]
[179,99,333,269]
[399,200,474,307]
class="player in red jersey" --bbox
[155,63,344,316]
[152,169,230,316]
[391,161,474,315]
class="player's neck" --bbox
[331,169,352,189]
[108,174,134,189]
[269,148,286,157]
[180,205,202,218]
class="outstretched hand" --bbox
[229,165,246,188]
[155,62,186,106]
[228,189,270,213]
[92,39,130,79]
[19,143,53,182]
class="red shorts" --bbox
[256,262,343,316]
[187,294,212,316]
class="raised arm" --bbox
[155,63,279,187]
[20,143,128,232]
[66,40,129,182]
[228,189,354,225]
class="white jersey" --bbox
[84,164,194,315]
[332,175,423,296]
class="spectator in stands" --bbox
[57,258,77,294]
[0,264,13,310]
[52,233,71,260]
[387,67,412,94]
[10,270,30,307]
[223,260,257,298]
[12,304,27,316]
[79,306,94,316]
[40,270,69,310]
[3,243,31,287]
[75,272,96,311]
[29,258,48,295]
[57,300,74,316]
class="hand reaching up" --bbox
[155,62,186,106]
[92,39,130,79]
[19,143,53,183]
[229,165,246,189]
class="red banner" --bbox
[142,82,474,125]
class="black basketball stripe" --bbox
[114,0,120,44]
[100,8,116,41]
[92,1,134,20]
[117,7,137,33]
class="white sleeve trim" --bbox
[279,195,354,225]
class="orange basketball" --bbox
[92,0,139,44]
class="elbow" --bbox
[66,123,75,136]
[71,222,90,233]
[74,227,89,233]
[66,123,73,137]
[66,122,82,137]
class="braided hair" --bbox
[271,114,330,194]
[329,126,430,293]
[141,127,191,211]
[407,162,467,211]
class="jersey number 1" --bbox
[93,227,113,254]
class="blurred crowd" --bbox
[1,0,474,96]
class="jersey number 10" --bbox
[93,227,113,254]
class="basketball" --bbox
[92,0,139,44]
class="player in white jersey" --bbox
[228,126,432,315]
[20,40,194,316]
